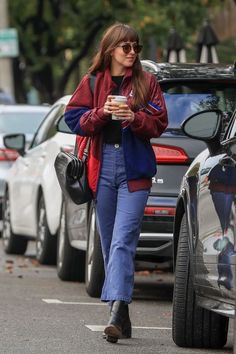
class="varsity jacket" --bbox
[65,67,168,194]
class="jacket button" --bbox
[114,144,120,148]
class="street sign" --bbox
[0,28,19,58]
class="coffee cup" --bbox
[111,95,127,120]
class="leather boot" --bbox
[104,300,132,343]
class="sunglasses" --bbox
[118,43,143,54]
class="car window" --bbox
[57,114,72,133]
[30,104,65,148]
[161,81,236,130]
[0,109,47,134]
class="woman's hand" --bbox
[114,104,135,122]
[103,95,135,122]
[103,95,119,116]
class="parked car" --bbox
[0,89,15,104]
[1,96,74,264]
[0,104,50,225]
[56,60,236,298]
[172,108,236,350]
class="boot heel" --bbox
[104,324,122,343]
[106,335,118,343]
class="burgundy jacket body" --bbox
[65,67,168,194]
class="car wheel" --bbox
[57,200,85,281]
[2,190,28,254]
[85,202,104,298]
[36,194,57,265]
[172,212,228,349]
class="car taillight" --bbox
[144,206,176,216]
[0,148,19,161]
[152,144,189,164]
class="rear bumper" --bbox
[136,232,172,257]
[136,195,177,260]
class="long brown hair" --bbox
[89,23,149,108]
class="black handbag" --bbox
[54,138,93,205]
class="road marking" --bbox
[85,325,171,332]
[42,298,106,305]
[42,300,172,331]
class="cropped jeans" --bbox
[95,143,149,304]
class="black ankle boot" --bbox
[104,300,132,343]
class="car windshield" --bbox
[162,81,236,129]
[0,110,47,134]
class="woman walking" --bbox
[65,23,168,343]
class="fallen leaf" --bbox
[30,259,40,267]
[5,265,13,271]
[135,270,150,276]
[18,264,28,268]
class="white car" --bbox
[0,104,50,225]
[2,96,74,264]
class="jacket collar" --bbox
[95,66,133,99]
[104,66,133,80]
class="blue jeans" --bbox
[211,191,234,233]
[95,144,149,304]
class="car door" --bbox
[10,105,64,236]
[195,112,236,299]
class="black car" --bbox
[56,61,236,297]
[172,108,236,350]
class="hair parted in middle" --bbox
[89,23,149,108]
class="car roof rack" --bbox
[141,60,159,74]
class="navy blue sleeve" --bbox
[64,107,90,136]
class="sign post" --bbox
[0,28,19,58]
[0,0,17,98]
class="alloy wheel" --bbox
[2,194,11,249]
[58,203,66,271]
[36,202,46,259]
[87,208,96,283]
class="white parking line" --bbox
[42,300,172,331]
[86,325,172,331]
[42,298,106,305]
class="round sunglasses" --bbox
[118,42,143,54]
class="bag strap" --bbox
[90,73,96,94]
[74,137,91,160]
[74,73,96,157]
[82,138,91,161]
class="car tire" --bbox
[36,194,57,265]
[2,190,28,254]
[57,200,85,281]
[85,202,104,298]
[172,212,228,349]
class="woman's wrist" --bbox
[130,111,135,122]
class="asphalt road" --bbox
[0,241,233,354]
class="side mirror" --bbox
[182,109,222,140]
[56,115,73,134]
[3,134,26,156]
[181,109,223,155]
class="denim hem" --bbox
[101,295,132,304]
